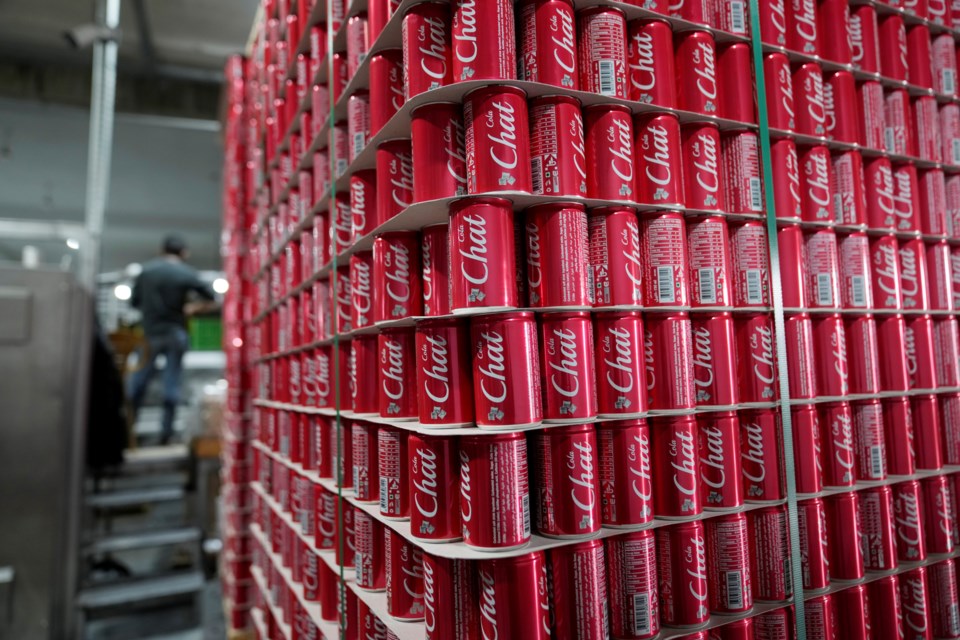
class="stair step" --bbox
[77,572,204,610]
[84,527,201,555]
[86,487,185,509]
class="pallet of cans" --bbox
[225,0,960,638]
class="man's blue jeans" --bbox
[128,328,189,443]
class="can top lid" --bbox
[470,310,534,322]
[530,94,581,107]
[449,195,514,212]
[464,84,527,101]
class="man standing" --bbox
[129,234,216,445]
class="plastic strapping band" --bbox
[746,3,808,635]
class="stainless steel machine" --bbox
[0,265,94,639]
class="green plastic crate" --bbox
[189,317,223,351]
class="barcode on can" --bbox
[522,493,531,536]
[952,139,960,165]
[945,69,956,95]
[354,468,360,494]
[870,445,885,478]
[746,269,763,304]
[379,477,388,512]
[730,1,747,33]
[657,266,676,303]
[698,268,717,304]
[353,133,366,157]
[598,60,616,96]
[531,156,544,195]
[749,176,763,211]
[833,193,844,221]
[633,593,651,636]
[852,275,867,307]
[884,127,896,153]
[726,571,744,609]
[817,273,834,306]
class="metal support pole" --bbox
[80,0,121,290]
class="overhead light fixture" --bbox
[66,238,80,250]
[213,278,230,294]
[114,284,132,301]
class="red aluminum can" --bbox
[719,44,756,124]
[411,102,467,202]
[879,14,909,81]
[929,560,960,638]
[410,433,461,542]
[794,63,827,137]
[352,422,380,503]
[788,0,819,54]
[517,0,578,90]
[682,123,725,211]
[805,229,841,309]
[892,164,922,233]
[657,522,709,626]
[470,312,542,428]
[421,224,451,317]
[900,239,930,311]
[935,317,960,386]
[730,222,770,307]
[373,231,422,322]
[541,312,596,422]
[886,89,914,157]
[687,216,732,307]
[375,139,414,226]
[929,0,951,24]
[833,150,866,225]
[606,531,659,639]
[771,139,801,220]
[820,0,852,63]
[792,405,822,495]
[872,235,904,310]
[640,212,689,307]
[805,594,838,638]
[346,14,369,78]
[852,400,886,481]
[736,313,777,403]
[820,402,856,487]
[884,398,916,477]
[402,3,452,98]
[450,197,518,312]
[943,103,960,166]
[598,419,654,527]
[878,314,910,391]
[584,106,635,201]
[764,53,796,132]
[749,506,791,603]
[348,91,370,163]
[741,409,784,502]
[850,5,880,73]
[906,316,938,390]
[706,513,753,614]
[691,313,739,407]
[698,412,744,510]
[646,312,695,410]
[799,145,836,224]
[778,225,806,308]
[784,313,816,399]
[460,432,531,549]
[653,415,701,518]
[332,192,352,259]
[860,486,898,571]
[759,0,788,46]
[415,318,474,426]
[869,576,904,640]
[378,427,409,520]
[923,475,955,554]
[826,491,865,580]
[451,0,516,82]
[315,484,338,549]
[797,498,830,591]
[595,312,646,417]
[908,24,934,89]
[588,207,643,307]
[385,529,424,620]
[550,539,608,640]
[893,481,927,563]
[476,553,550,640]
[846,315,880,395]
[859,80,886,151]
[525,203,591,308]
[358,600,387,639]
[722,132,763,215]
[627,19,676,108]
[813,314,848,397]
[836,585,871,639]
[378,327,417,420]
[529,96,587,197]
[635,113,684,206]
[838,233,873,310]
[369,49,404,136]
[422,554,476,640]
[464,86,531,194]
[915,96,942,163]
[927,241,952,310]
[676,31,719,116]
[825,72,859,144]
[577,6,628,98]
[350,170,377,242]
[532,424,600,537]
[901,567,933,640]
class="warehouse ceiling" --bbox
[0,0,260,272]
